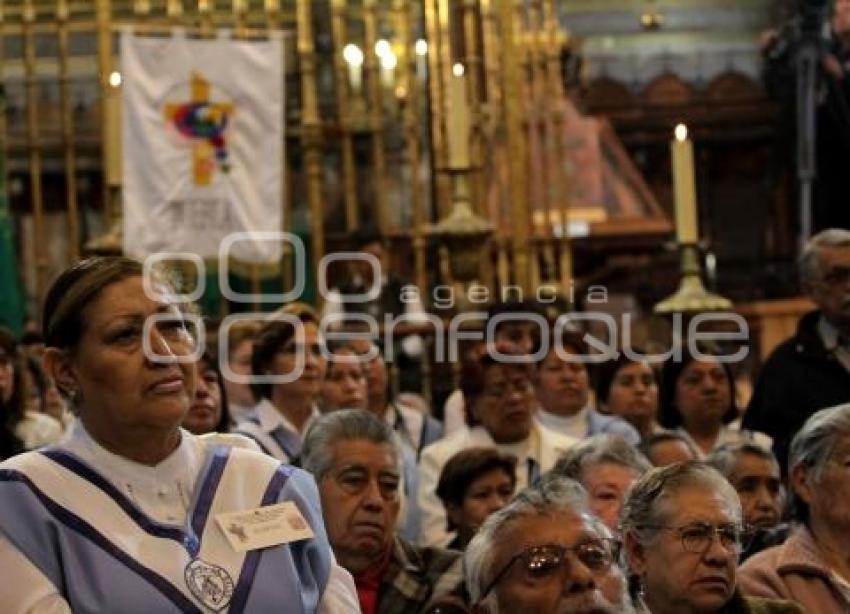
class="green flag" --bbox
[0,89,25,335]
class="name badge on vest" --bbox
[216,501,315,552]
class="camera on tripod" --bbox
[801,0,832,37]
[765,0,832,64]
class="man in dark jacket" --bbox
[744,229,850,472]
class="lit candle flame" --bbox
[675,123,688,142]
[343,44,364,67]
[375,39,391,58]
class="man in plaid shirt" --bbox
[302,410,462,614]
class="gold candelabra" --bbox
[654,244,732,314]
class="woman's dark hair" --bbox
[23,355,48,413]
[658,343,738,429]
[436,447,517,531]
[594,349,656,407]
[0,327,25,459]
[20,330,44,348]
[540,328,593,379]
[250,311,318,400]
[553,329,589,357]
[486,300,545,354]
[459,342,534,426]
[198,348,231,433]
[42,256,145,351]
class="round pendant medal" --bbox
[185,558,235,611]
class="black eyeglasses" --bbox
[477,540,620,604]
[820,266,850,287]
[642,522,744,554]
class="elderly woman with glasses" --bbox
[739,403,850,613]
[464,475,634,614]
[418,343,578,547]
[621,461,802,614]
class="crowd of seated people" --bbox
[2,226,850,613]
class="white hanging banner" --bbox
[122,31,283,264]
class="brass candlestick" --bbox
[429,169,493,311]
[654,243,732,314]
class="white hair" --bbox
[464,476,588,605]
[619,461,742,555]
[799,228,850,289]
[788,403,850,523]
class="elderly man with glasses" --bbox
[745,228,850,473]
[463,476,634,614]
[302,409,461,614]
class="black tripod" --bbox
[793,0,836,245]
[797,36,819,246]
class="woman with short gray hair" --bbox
[551,434,651,531]
[739,403,850,613]
[621,461,802,614]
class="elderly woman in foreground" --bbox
[621,461,802,614]
[739,403,850,612]
[0,257,357,613]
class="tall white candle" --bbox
[671,123,698,244]
[415,39,428,81]
[380,51,397,89]
[447,63,470,168]
[343,44,364,94]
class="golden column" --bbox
[22,0,47,296]
[461,0,483,215]
[57,0,81,262]
[363,0,389,234]
[263,0,293,298]
[498,0,531,293]
[297,0,326,302]
[394,0,428,299]
[526,2,545,293]
[543,0,573,292]
[424,0,451,219]
[479,0,511,293]
[330,0,360,232]
[89,0,122,255]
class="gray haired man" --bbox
[302,409,461,614]
[464,476,634,614]
[745,228,850,473]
